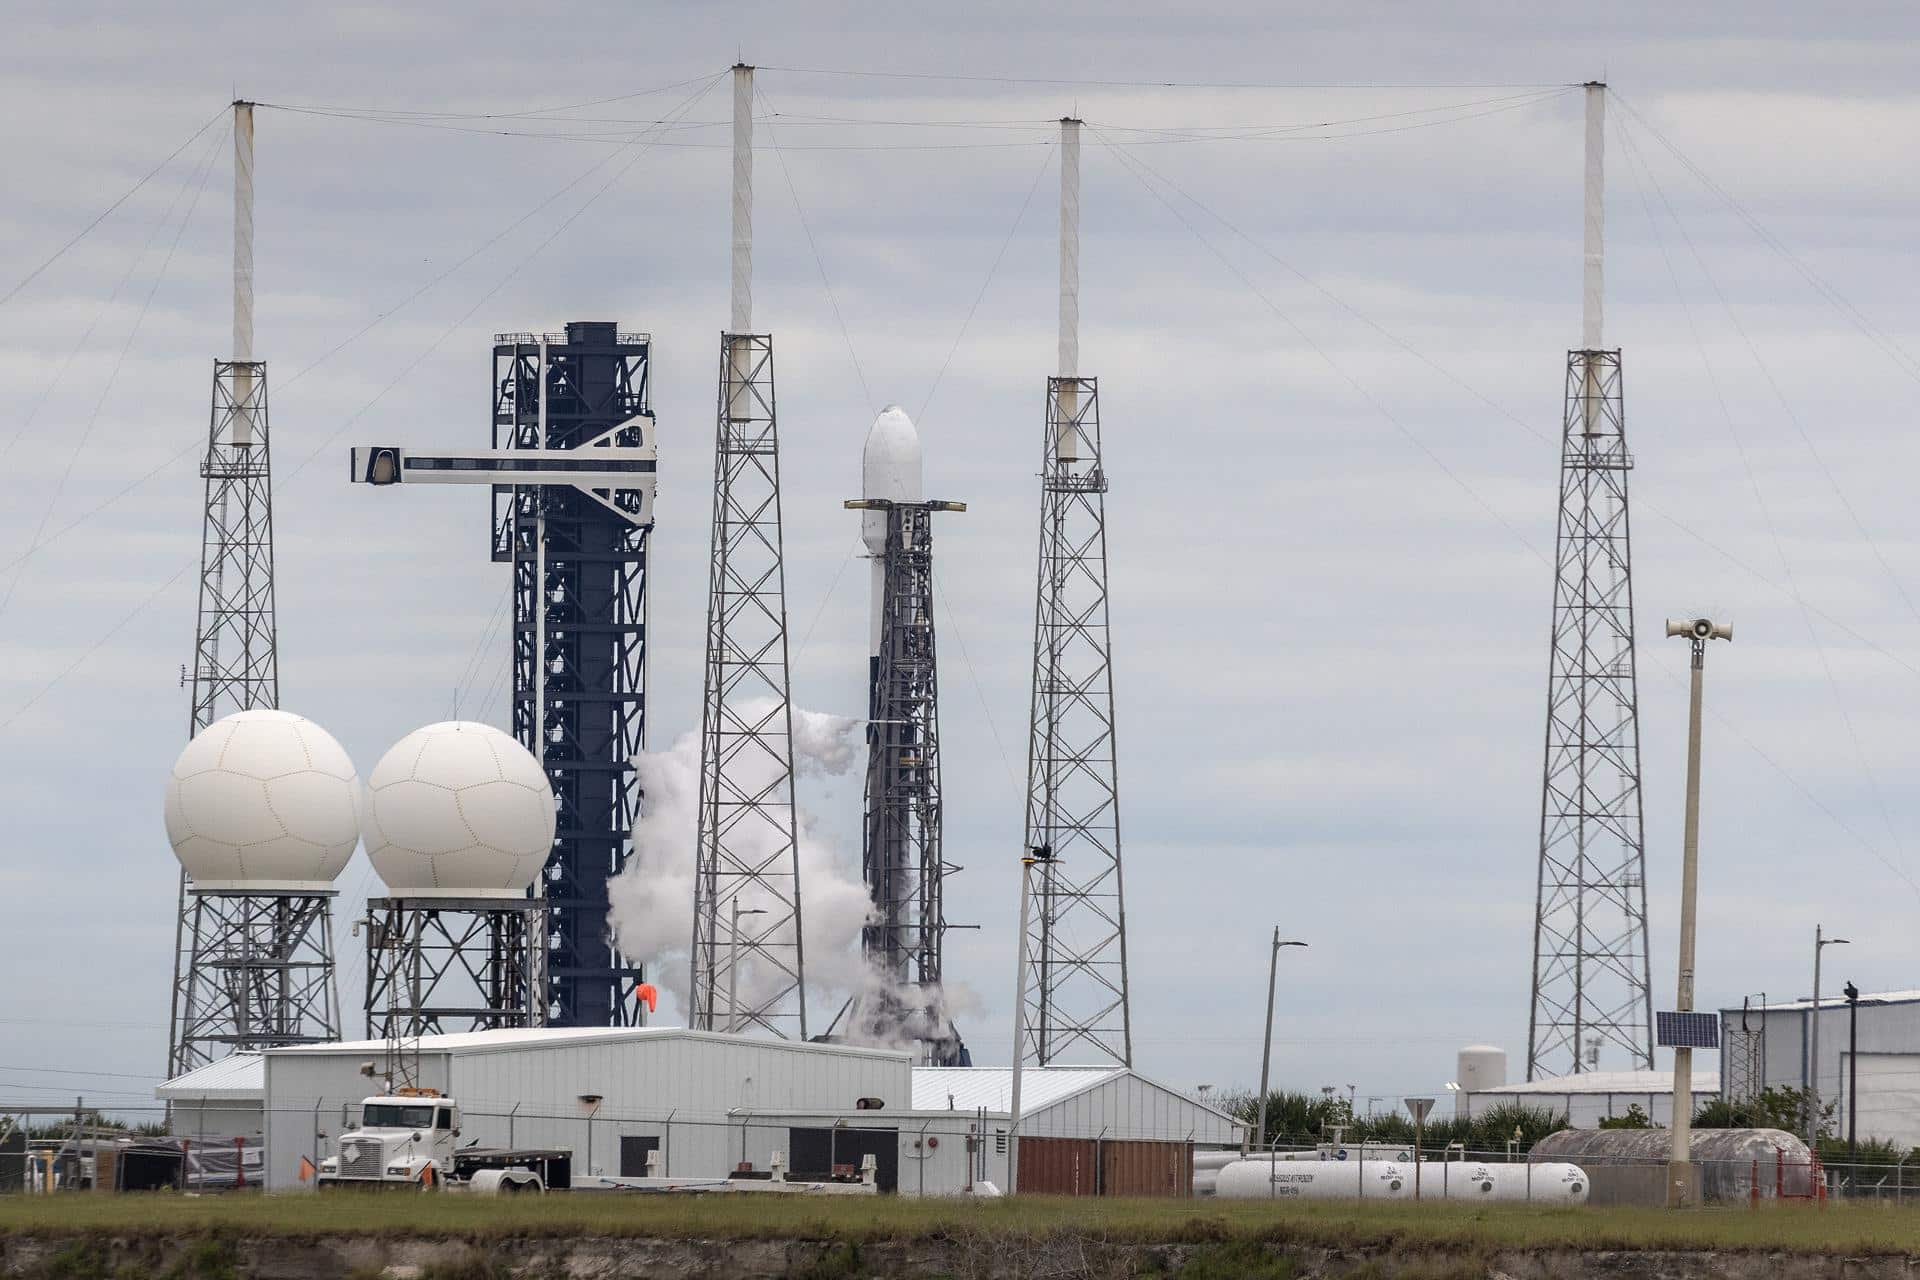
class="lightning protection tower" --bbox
[689,64,808,1038]
[846,474,968,1063]
[1526,82,1655,1080]
[1016,118,1132,1069]
[167,101,342,1078]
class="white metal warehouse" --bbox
[1720,989,1920,1148]
[1459,1069,1721,1129]
[259,1027,913,1191]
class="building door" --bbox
[619,1135,660,1177]
[788,1126,899,1192]
[1100,1140,1193,1197]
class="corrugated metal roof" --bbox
[156,1052,264,1101]
[264,1026,911,1062]
[1728,989,1920,1013]
[1472,1069,1720,1096]
[912,1067,1125,1113]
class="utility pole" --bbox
[1527,80,1655,1081]
[1845,980,1860,1162]
[1663,615,1730,1208]
[1254,931,1307,1153]
[1808,925,1849,1145]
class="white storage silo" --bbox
[1456,1044,1508,1115]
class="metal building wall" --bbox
[1733,999,1920,1143]
[168,1101,264,1145]
[263,1052,454,1189]
[446,1035,909,1121]
[263,1035,909,1187]
[1021,1074,1238,1145]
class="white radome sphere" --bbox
[163,709,362,891]
[363,721,554,899]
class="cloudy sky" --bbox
[7,1,1920,1117]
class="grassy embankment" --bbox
[4,1193,1920,1255]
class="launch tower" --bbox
[846,407,967,1063]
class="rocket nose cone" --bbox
[862,406,923,500]
[862,405,922,553]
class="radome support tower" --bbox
[1526,82,1655,1080]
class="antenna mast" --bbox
[690,64,809,1038]
[1526,82,1655,1079]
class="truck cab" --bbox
[316,1090,460,1186]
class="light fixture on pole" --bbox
[726,898,769,1034]
[1255,931,1308,1154]
[1809,925,1849,1146]
[1662,615,1730,1209]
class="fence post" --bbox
[1749,1158,1757,1208]
[233,1135,245,1190]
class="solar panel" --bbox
[1656,1011,1720,1049]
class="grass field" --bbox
[3,1193,1920,1256]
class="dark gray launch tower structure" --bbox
[848,495,967,1063]
[492,324,653,1028]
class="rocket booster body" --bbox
[862,405,923,654]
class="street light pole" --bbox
[1664,615,1730,1209]
[1254,930,1308,1154]
[1809,925,1849,1146]
[726,897,768,1034]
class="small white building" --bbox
[1461,1069,1721,1129]
[1720,989,1920,1148]
[914,1066,1241,1196]
[155,1052,266,1144]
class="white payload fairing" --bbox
[861,405,923,654]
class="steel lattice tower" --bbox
[493,325,652,1027]
[689,65,808,1038]
[362,898,548,1038]
[1526,82,1654,1080]
[1017,119,1132,1069]
[167,103,340,1078]
[849,497,967,1062]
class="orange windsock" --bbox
[297,1156,315,1183]
[636,982,659,1013]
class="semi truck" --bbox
[314,1090,569,1193]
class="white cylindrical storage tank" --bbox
[163,709,361,890]
[362,721,555,898]
[1214,1159,1412,1201]
[1457,1045,1508,1093]
[1429,1161,1588,1204]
